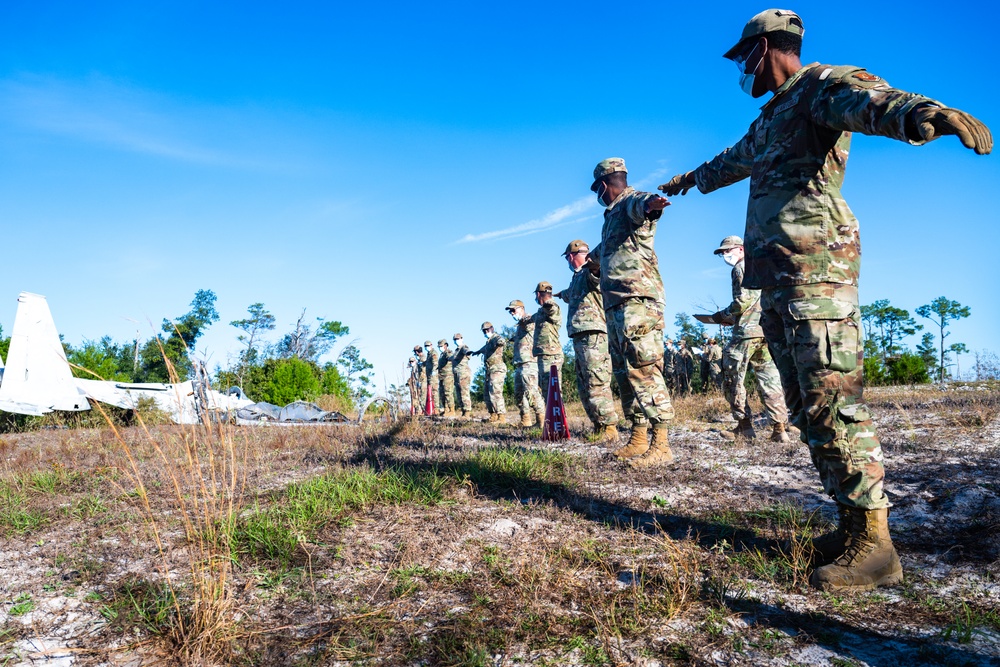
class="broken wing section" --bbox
[0,292,90,415]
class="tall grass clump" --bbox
[91,343,247,663]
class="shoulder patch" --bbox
[853,72,881,82]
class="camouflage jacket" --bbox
[663,347,676,373]
[594,187,665,309]
[678,348,694,374]
[474,334,507,371]
[557,268,606,336]
[511,316,536,365]
[424,348,438,380]
[693,63,938,289]
[715,259,763,339]
[437,348,452,375]
[705,344,722,364]
[532,301,563,357]
[452,345,472,374]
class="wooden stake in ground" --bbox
[542,364,569,440]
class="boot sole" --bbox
[810,568,903,592]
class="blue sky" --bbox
[1,1,997,392]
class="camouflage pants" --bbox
[439,371,456,413]
[537,354,563,403]
[723,336,788,424]
[760,283,886,510]
[607,298,674,426]
[408,377,420,413]
[484,365,507,415]
[675,370,690,396]
[514,362,544,417]
[663,363,676,392]
[573,332,618,427]
[454,368,472,412]
[709,362,724,391]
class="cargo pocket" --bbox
[622,300,664,368]
[787,298,859,373]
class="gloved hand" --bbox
[915,106,993,155]
[658,171,696,196]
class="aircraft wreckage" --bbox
[0,292,393,425]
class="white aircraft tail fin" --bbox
[0,292,90,414]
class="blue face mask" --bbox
[735,43,763,97]
[596,181,613,208]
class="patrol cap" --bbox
[506,299,524,311]
[535,281,553,294]
[408,357,416,362]
[438,338,448,346]
[591,157,627,191]
[424,340,433,346]
[563,239,589,256]
[714,235,744,254]
[413,345,422,352]
[724,9,804,60]
[453,333,463,339]
[709,338,717,343]
[702,332,710,339]
[481,321,493,330]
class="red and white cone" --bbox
[542,364,569,441]
[424,382,436,416]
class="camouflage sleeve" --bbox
[718,262,758,319]
[809,68,941,144]
[625,192,663,226]
[693,128,755,194]
[542,301,559,323]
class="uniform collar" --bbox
[760,62,820,111]
[606,186,635,212]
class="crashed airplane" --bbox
[0,292,389,425]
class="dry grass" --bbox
[0,384,997,665]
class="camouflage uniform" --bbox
[676,344,693,396]
[436,341,456,415]
[713,257,788,426]
[532,296,564,398]
[662,342,677,392]
[413,346,427,406]
[594,186,673,426]
[474,327,507,416]
[451,336,473,413]
[423,341,438,406]
[706,341,724,391]
[510,309,545,420]
[557,266,619,428]
[407,358,420,412]
[690,62,945,509]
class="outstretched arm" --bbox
[659,129,755,196]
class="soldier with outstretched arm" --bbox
[659,9,991,592]
[471,322,508,423]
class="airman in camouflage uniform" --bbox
[507,299,546,427]
[698,333,713,393]
[662,339,677,392]
[676,340,693,396]
[556,240,619,441]
[472,322,507,422]
[590,158,674,467]
[437,339,456,417]
[706,338,724,391]
[532,281,564,398]
[407,357,420,413]
[708,235,789,442]
[412,345,427,407]
[422,340,438,410]
[661,9,991,591]
[452,333,473,417]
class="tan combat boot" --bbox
[613,424,649,459]
[520,411,534,427]
[535,410,546,428]
[630,424,674,467]
[810,507,903,592]
[807,504,851,566]
[488,412,498,423]
[597,424,619,443]
[770,421,790,443]
[734,418,756,440]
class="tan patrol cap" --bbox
[408,357,416,362]
[535,281,553,294]
[591,157,627,190]
[453,333,463,339]
[438,338,448,346]
[714,235,744,254]
[723,9,804,60]
[413,345,422,352]
[506,299,524,311]
[424,340,433,346]
[563,239,589,256]
[481,321,493,330]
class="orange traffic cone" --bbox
[425,382,436,416]
[542,364,569,441]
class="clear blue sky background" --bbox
[1,1,997,392]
